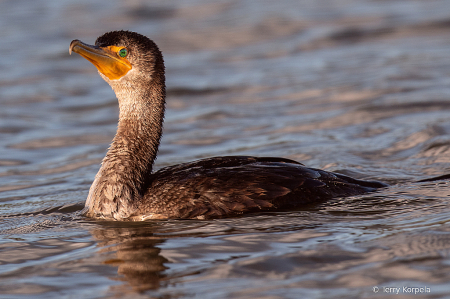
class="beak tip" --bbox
[69,39,80,56]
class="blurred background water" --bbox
[2,0,450,298]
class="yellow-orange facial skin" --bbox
[69,40,132,80]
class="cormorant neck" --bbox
[112,74,166,179]
[85,70,166,220]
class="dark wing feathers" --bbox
[139,156,385,219]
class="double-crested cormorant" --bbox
[69,30,386,220]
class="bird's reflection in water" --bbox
[90,223,169,292]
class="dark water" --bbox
[2,0,450,298]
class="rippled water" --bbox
[2,0,450,298]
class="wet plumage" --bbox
[69,30,386,220]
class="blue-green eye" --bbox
[118,48,128,58]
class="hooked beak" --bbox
[69,40,132,80]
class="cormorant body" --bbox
[69,31,386,220]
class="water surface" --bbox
[2,0,450,298]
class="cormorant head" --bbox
[69,30,164,85]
